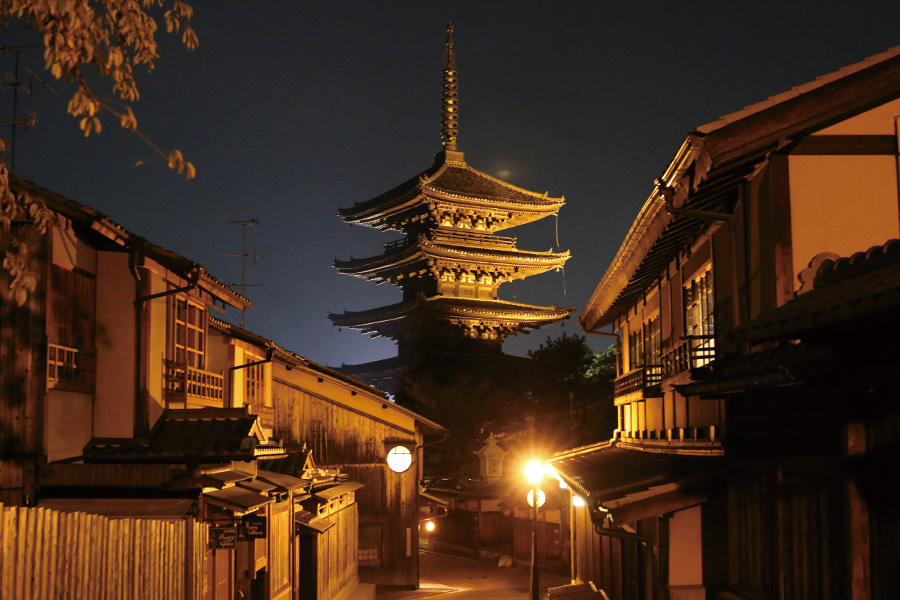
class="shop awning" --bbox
[312,481,364,501]
[204,486,272,514]
[294,510,334,534]
[201,469,255,489]
[256,469,309,493]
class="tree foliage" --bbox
[1,0,197,304]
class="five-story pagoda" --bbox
[330,26,573,392]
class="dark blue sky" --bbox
[5,1,900,368]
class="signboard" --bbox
[240,514,267,540]
[208,526,238,549]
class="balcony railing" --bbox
[661,335,715,379]
[47,343,95,391]
[165,361,225,406]
[247,403,275,429]
[614,364,662,399]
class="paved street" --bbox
[376,550,571,600]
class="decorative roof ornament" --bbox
[441,23,459,152]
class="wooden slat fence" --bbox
[0,502,208,600]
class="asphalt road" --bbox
[375,550,571,600]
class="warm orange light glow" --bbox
[572,495,586,508]
[524,460,544,485]
[424,520,436,532]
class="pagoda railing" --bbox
[661,335,715,379]
[384,237,413,251]
[614,364,662,400]
[165,361,225,406]
[430,230,518,248]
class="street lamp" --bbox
[525,460,544,600]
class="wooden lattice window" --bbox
[244,353,265,405]
[174,297,206,369]
[47,265,95,390]
[684,264,715,366]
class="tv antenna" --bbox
[219,219,263,326]
[1,44,58,170]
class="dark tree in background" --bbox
[400,333,617,484]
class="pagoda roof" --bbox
[338,151,565,232]
[334,230,570,284]
[329,295,573,341]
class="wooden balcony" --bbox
[661,335,715,379]
[47,343,95,392]
[165,361,225,407]
[613,365,662,400]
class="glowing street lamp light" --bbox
[524,460,544,600]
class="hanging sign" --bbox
[209,526,238,549]
[240,514,267,539]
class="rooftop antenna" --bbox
[1,44,58,170]
[219,218,263,326]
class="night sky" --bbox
[5,1,900,369]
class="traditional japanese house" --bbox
[0,177,388,599]
[330,26,573,392]
[549,45,900,599]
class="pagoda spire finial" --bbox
[441,23,459,152]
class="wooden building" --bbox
[330,26,572,392]
[1,176,442,597]
[210,319,445,589]
[549,46,900,599]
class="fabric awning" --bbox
[204,486,272,514]
[312,481,364,501]
[294,510,334,534]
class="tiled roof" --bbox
[329,295,573,334]
[582,47,900,331]
[338,153,563,229]
[11,176,252,310]
[427,164,562,207]
[84,408,282,463]
[548,441,723,506]
[738,239,900,343]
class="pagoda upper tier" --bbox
[329,294,573,342]
[338,150,565,234]
[334,228,570,292]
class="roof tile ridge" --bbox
[697,44,900,135]
[430,162,565,203]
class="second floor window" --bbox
[684,265,715,366]
[684,265,714,337]
[47,264,96,389]
[174,297,206,369]
[244,354,265,405]
[627,314,660,371]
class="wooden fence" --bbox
[0,502,208,600]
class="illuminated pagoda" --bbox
[330,25,573,391]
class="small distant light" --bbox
[424,520,436,532]
[572,495,586,508]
